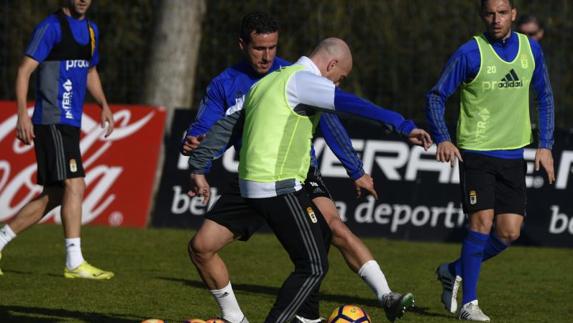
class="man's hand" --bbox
[535,148,555,184]
[408,128,433,151]
[181,134,207,155]
[188,173,211,205]
[16,112,34,145]
[101,105,114,137]
[436,141,463,167]
[354,173,378,200]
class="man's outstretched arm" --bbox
[188,108,245,174]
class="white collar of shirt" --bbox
[286,55,336,114]
[294,56,321,76]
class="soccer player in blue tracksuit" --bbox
[427,0,555,320]
[0,0,114,280]
[182,12,418,323]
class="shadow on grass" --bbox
[409,306,453,319]
[0,269,37,275]
[0,305,140,323]
[158,277,452,319]
[3,269,106,280]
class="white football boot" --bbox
[436,263,462,313]
[292,315,324,322]
[458,300,491,321]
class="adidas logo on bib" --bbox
[498,69,523,88]
[481,69,523,90]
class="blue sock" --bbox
[461,230,489,305]
[448,232,509,276]
[482,232,509,261]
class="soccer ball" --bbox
[327,305,372,323]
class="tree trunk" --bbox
[143,0,207,132]
[143,0,206,221]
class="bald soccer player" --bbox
[189,38,431,323]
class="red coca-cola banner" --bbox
[0,101,166,228]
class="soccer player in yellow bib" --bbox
[189,38,431,322]
[182,12,418,323]
[426,0,555,321]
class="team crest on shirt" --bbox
[520,55,529,69]
[306,207,318,223]
[469,190,477,205]
[69,159,77,173]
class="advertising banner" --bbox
[152,109,218,229]
[153,109,573,247]
[0,101,166,228]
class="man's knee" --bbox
[469,210,494,233]
[320,259,329,277]
[297,262,328,282]
[295,255,329,280]
[188,221,234,264]
[188,235,216,264]
[494,214,523,243]
[314,259,329,281]
[64,178,86,197]
[495,228,520,243]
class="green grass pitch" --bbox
[0,224,572,322]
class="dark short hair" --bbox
[239,11,279,43]
[481,0,514,11]
[517,14,544,29]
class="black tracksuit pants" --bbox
[247,189,331,323]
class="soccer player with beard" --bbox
[427,0,555,320]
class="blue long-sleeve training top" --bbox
[426,31,555,159]
[184,56,365,179]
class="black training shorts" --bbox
[204,176,265,241]
[304,167,332,200]
[459,152,527,216]
[33,124,85,185]
[204,167,334,241]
